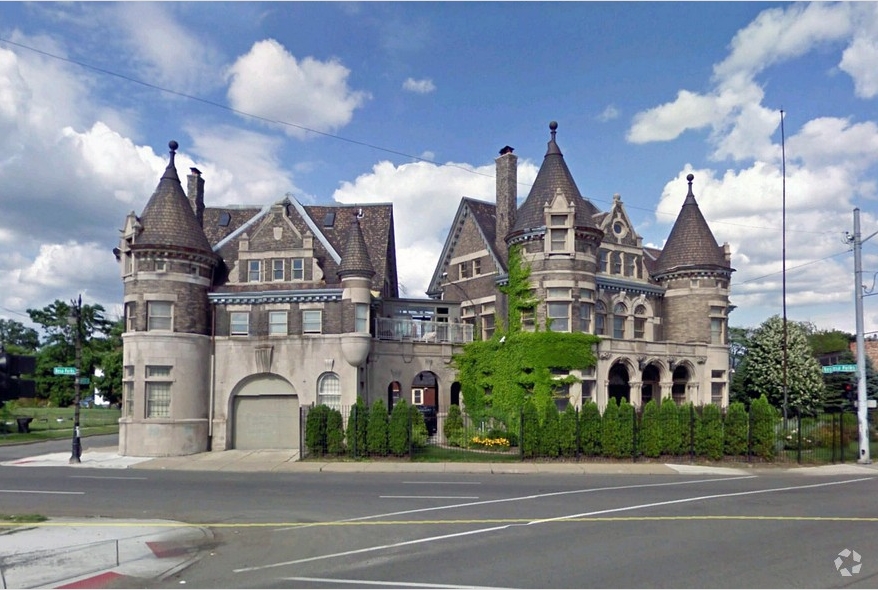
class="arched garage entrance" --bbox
[231,374,299,450]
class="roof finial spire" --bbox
[162,140,181,181]
[546,121,561,156]
[549,120,558,141]
[685,173,696,204]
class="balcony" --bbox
[375,317,473,344]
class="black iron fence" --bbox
[300,402,877,465]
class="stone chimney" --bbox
[495,145,517,261]
[187,167,205,227]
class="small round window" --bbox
[613,222,624,235]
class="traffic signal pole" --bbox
[851,209,873,464]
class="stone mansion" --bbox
[116,123,734,456]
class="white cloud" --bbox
[111,3,225,94]
[332,159,539,297]
[225,39,370,138]
[402,77,436,94]
[840,36,878,99]
[597,105,619,122]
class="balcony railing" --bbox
[375,318,473,344]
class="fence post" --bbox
[689,404,696,462]
[829,413,835,463]
[519,409,524,461]
[840,407,845,463]
[796,410,802,465]
[575,407,581,460]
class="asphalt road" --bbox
[1,437,877,588]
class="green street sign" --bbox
[822,364,858,374]
[77,377,90,385]
[53,367,77,376]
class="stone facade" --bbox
[117,124,734,457]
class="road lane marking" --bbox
[402,481,482,485]
[272,475,757,532]
[234,476,874,574]
[70,475,148,480]
[0,489,84,495]
[380,496,480,499]
[285,576,508,588]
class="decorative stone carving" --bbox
[255,346,273,373]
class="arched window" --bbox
[613,303,627,339]
[634,304,647,340]
[317,372,341,410]
[595,301,607,336]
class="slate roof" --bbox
[466,198,504,266]
[652,174,731,276]
[202,198,395,293]
[135,142,214,256]
[510,121,601,235]
[337,214,375,279]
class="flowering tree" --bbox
[742,315,825,415]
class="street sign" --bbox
[822,364,858,374]
[854,399,877,409]
[77,377,90,385]
[53,367,77,376]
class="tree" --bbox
[0,319,40,352]
[94,319,124,405]
[729,326,754,405]
[742,315,826,416]
[26,299,116,406]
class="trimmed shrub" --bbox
[639,399,662,458]
[679,402,697,456]
[559,404,579,457]
[617,399,635,458]
[389,399,410,455]
[305,404,330,456]
[696,404,724,460]
[579,400,602,456]
[521,398,540,458]
[444,404,465,447]
[749,394,777,460]
[326,408,346,455]
[538,399,560,457]
[724,402,748,456]
[367,399,390,456]
[346,396,369,457]
[659,400,681,455]
[410,404,428,447]
[601,397,621,458]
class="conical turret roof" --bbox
[510,122,600,235]
[653,174,730,276]
[337,212,375,279]
[136,141,214,255]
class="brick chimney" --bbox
[495,146,517,262]
[187,167,205,227]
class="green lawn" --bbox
[0,406,120,444]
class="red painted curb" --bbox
[57,571,123,588]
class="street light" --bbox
[68,295,82,464]
[848,209,874,464]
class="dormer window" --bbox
[548,214,570,253]
[272,259,284,281]
[292,258,304,280]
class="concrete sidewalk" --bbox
[0,517,212,589]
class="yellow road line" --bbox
[3,515,877,528]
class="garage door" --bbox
[233,395,299,450]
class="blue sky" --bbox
[1,2,878,337]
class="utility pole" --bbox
[850,209,873,464]
[69,295,82,464]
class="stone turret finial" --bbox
[685,173,696,204]
[163,140,180,181]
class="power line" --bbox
[0,36,842,240]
